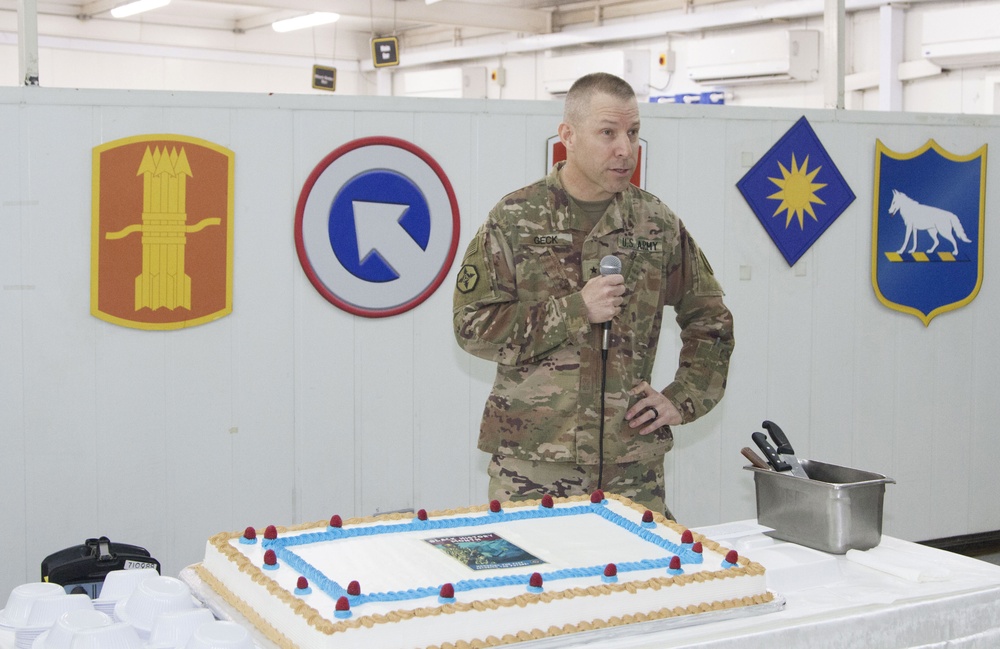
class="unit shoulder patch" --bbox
[456,264,479,294]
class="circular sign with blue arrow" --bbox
[295,137,460,317]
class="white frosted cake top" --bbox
[197,493,771,649]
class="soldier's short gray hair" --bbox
[563,73,636,125]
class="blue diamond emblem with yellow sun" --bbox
[737,116,855,266]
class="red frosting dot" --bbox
[604,563,617,577]
[590,489,605,503]
[243,527,256,540]
[489,500,502,513]
[681,529,694,544]
[439,583,455,599]
[263,549,277,566]
[296,577,308,589]
[264,525,277,540]
[692,542,703,554]
[541,494,554,508]
[329,515,342,528]
[669,555,682,570]
[335,596,350,612]
[347,580,361,596]
[642,510,654,523]
[725,549,739,564]
[417,509,428,521]
[529,572,543,588]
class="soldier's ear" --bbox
[557,122,573,150]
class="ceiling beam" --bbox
[177,0,551,35]
[364,0,946,70]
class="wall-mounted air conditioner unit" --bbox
[542,50,649,95]
[922,37,1000,69]
[403,66,487,98]
[687,30,819,86]
[921,4,1000,70]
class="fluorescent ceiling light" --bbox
[426,0,444,4]
[272,12,340,32]
[110,0,170,18]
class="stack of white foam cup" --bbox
[1,572,254,649]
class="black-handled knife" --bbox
[751,432,791,472]
[762,420,808,478]
[762,420,792,455]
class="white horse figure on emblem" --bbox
[888,189,970,255]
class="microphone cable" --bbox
[598,341,609,490]
[596,255,621,491]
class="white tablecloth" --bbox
[5,520,999,649]
[588,520,1000,649]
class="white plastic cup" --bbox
[64,622,143,649]
[0,583,66,629]
[147,608,215,648]
[31,610,113,649]
[183,621,253,649]
[113,577,194,638]
[16,594,95,648]
[96,569,160,604]
[24,594,94,628]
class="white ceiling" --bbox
[75,0,559,35]
[5,0,957,78]
[6,0,709,55]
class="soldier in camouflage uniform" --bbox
[452,72,733,518]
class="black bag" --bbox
[40,537,160,598]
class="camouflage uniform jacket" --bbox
[453,162,734,465]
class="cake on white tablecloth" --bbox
[195,491,772,649]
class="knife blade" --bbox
[741,446,772,471]
[762,420,809,479]
[751,432,791,473]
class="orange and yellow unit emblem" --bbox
[91,135,234,330]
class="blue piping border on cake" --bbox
[261,503,701,606]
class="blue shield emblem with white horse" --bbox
[872,139,986,326]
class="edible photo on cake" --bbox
[425,533,545,570]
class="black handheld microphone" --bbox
[599,255,622,352]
